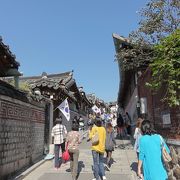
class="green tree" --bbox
[116,0,180,106]
[136,0,179,44]
[147,29,180,106]
[9,80,31,92]
[19,81,31,92]
[117,0,179,70]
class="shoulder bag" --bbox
[160,136,172,163]
[92,128,99,145]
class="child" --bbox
[105,123,116,170]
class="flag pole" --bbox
[53,107,58,111]
[53,97,68,111]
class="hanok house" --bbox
[0,37,46,179]
[112,33,180,142]
[19,71,92,132]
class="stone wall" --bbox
[0,95,45,179]
[151,85,180,139]
[166,141,180,180]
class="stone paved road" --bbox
[21,136,138,180]
[39,173,134,180]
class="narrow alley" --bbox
[19,135,138,180]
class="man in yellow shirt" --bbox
[89,118,106,180]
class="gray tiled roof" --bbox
[19,71,78,101]
[0,36,20,77]
[20,71,73,90]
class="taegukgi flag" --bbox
[92,105,101,114]
[57,98,70,121]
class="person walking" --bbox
[51,117,67,169]
[111,114,117,132]
[133,118,143,158]
[89,118,106,180]
[138,120,170,180]
[66,122,80,180]
[78,115,84,131]
[125,112,132,136]
[73,116,79,124]
[105,123,116,171]
[116,114,125,139]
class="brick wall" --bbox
[138,68,180,140]
[153,91,180,139]
[0,95,45,179]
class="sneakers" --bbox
[92,176,107,180]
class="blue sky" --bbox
[0,0,148,102]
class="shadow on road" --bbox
[65,160,85,176]
[115,135,135,150]
[78,161,85,173]
[76,161,85,179]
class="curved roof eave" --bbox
[112,33,130,107]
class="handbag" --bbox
[92,130,99,145]
[62,143,70,161]
[160,136,172,163]
[105,132,114,151]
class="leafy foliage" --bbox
[138,0,180,43]
[147,29,180,106]
[116,39,153,70]
[117,0,180,70]
[9,80,31,92]
[19,81,31,92]
[116,0,180,106]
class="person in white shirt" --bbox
[51,116,67,169]
[111,114,117,131]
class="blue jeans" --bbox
[92,150,105,180]
[54,142,65,168]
